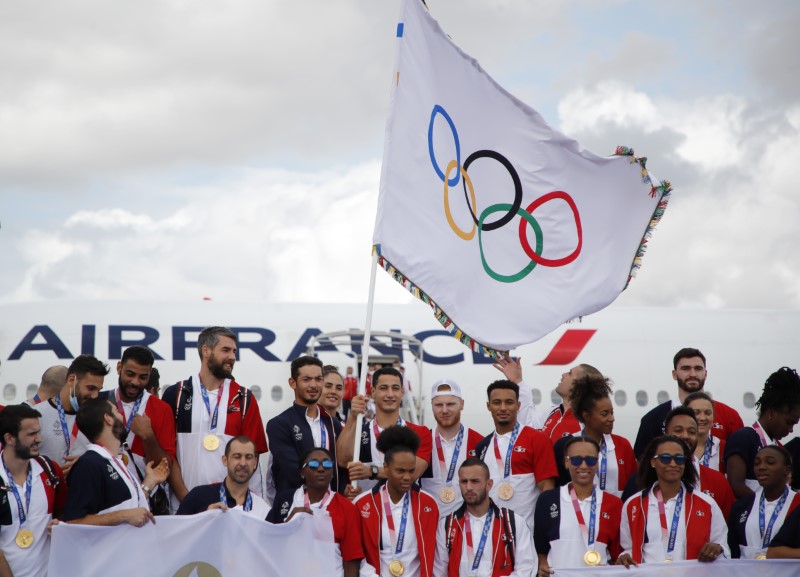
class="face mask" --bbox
[69,386,80,412]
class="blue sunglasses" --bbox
[304,459,334,471]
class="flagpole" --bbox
[352,249,379,484]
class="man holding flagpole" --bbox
[337,367,431,492]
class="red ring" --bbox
[518,191,582,267]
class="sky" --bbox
[1,0,798,311]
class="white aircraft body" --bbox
[1,301,798,443]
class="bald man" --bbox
[25,365,68,406]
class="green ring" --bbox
[478,203,544,283]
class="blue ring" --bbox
[428,105,461,187]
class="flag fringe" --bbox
[372,245,509,360]
[613,146,673,288]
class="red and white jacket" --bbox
[354,482,439,577]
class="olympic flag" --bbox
[373,0,671,356]
[47,510,335,577]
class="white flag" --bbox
[47,510,335,577]
[373,0,671,356]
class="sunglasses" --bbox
[304,459,334,471]
[567,455,598,467]
[654,453,687,466]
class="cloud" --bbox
[8,161,413,304]
[558,82,800,309]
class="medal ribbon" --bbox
[752,421,773,448]
[304,489,333,511]
[381,486,410,557]
[435,425,464,484]
[493,423,520,481]
[319,420,327,450]
[54,396,79,456]
[199,380,225,433]
[220,482,252,511]
[2,456,32,527]
[569,484,597,547]
[656,486,683,558]
[700,435,713,467]
[372,417,404,444]
[465,507,494,573]
[32,394,42,404]
[115,389,145,437]
[759,487,789,548]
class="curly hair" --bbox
[376,425,420,463]
[568,374,613,424]
[756,367,800,416]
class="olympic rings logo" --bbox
[427,104,583,283]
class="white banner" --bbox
[48,510,335,577]
[374,0,671,356]
[555,559,799,577]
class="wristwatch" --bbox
[370,465,379,480]
[141,484,152,494]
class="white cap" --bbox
[430,379,463,400]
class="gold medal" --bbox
[121,453,129,466]
[583,549,601,566]
[497,482,514,501]
[15,529,34,549]
[203,434,220,451]
[439,486,456,504]
[388,559,405,576]
[755,553,767,560]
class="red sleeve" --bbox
[714,475,735,519]
[51,460,68,517]
[409,423,432,465]
[466,429,483,458]
[242,397,268,454]
[529,428,558,482]
[613,435,638,491]
[336,496,365,562]
[150,399,177,460]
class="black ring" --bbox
[462,149,523,231]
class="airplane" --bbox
[1,301,798,443]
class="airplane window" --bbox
[3,384,16,402]
[26,384,37,400]
[251,385,262,402]
[270,386,283,402]
[550,390,561,405]
[614,390,627,407]
[636,390,648,407]
[743,392,756,409]
[531,388,542,405]
[656,391,670,405]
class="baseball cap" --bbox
[430,379,463,400]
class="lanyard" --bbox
[752,421,773,448]
[493,423,520,480]
[54,396,79,456]
[700,435,713,467]
[220,481,252,511]
[115,390,145,437]
[2,455,32,527]
[465,508,494,572]
[199,380,225,432]
[656,486,683,557]
[581,429,608,490]
[435,425,464,484]
[319,419,327,450]
[304,489,333,511]
[372,417,404,443]
[381,487,410,557]
[569,484,597,547]
[759,487,789,548]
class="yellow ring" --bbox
[444,159,476,240]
